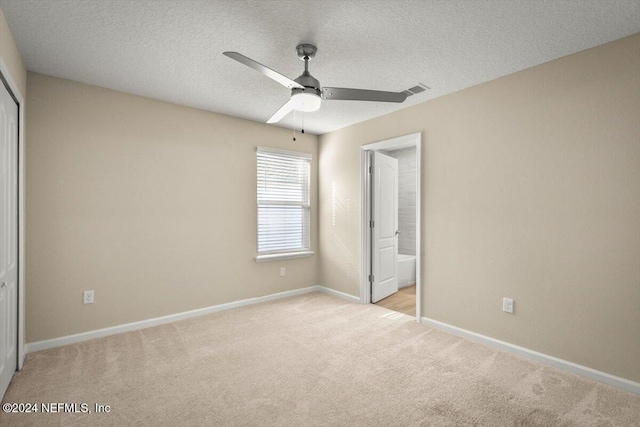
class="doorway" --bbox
[360,133,421,320]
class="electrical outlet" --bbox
[502,298,514,314]
[83,290,94,304]
[280,267,286,277]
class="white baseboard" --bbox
[317,285,360,303]
[421,317,640,395]
[26,286,320,354]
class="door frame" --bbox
[360,132,421,321]
[0,58,25,370]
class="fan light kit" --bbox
[291,91,321,112]
[223,44,407,124]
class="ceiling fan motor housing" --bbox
[292,69,321,112]
[293,72,321,92]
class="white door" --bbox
[371,151,399,302]
[0,79,18,399]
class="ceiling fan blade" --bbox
[322,87,407,103]
[223,52,303,89]
[267,99,295,124]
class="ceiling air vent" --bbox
[403,83,430,97]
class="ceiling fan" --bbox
[223,44,407,124]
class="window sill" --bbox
[255,251,314,263]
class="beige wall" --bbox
[319,34,640,382]
[26,72,319,342]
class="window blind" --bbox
[257,147,311,254]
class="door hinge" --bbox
[369,220,374,228]
[368,274,374,282]
[369,165,374,174]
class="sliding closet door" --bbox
[0,78,18,399]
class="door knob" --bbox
[395,230,401,236]
[1,282,6,288]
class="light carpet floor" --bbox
[1,292,638,426]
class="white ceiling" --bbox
[1,0,639,135]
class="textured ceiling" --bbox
[1,0,639,135]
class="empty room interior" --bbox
[0,1,639,425]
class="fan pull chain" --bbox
[302,112,305,134]
[292,109,296,142]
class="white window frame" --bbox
[255,147,314,262]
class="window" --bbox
[256,147,312,261]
